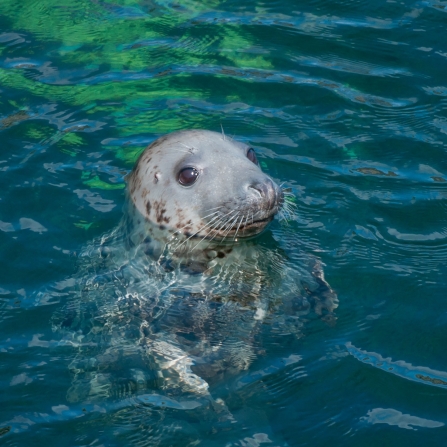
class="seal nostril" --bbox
[248,180,274,199]
[246,179,280,210]
[248,184,264,198]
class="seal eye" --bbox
[247,148,258,165]
[178,167,199,186]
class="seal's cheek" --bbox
[166,202,195,235]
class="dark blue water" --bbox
[1,0,447,445]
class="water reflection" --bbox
[1,0,447,444]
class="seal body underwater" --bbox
[50,129,338,407]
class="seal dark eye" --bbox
[247,148,258,165]
[178,167,199,186]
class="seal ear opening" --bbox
[246,148,258,165]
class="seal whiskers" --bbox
[170,208,224,240]
[190,213,237,252]
[233,215,245,241]
[172,209,237,252]
[278,187,297,223]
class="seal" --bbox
[124,129,285,270]
[50,129,338,415]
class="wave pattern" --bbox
[1,0,447,445]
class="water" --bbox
[1,0,447,445]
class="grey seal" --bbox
[50,129,338,410]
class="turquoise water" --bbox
[1,0,447,445]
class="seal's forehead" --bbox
[163,129,248,155]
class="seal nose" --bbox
[247,178,278,209]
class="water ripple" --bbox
[1,0,447,444]
[347,343,447,389]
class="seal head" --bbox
[128,130,282,244]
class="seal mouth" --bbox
[210,212,276,240]
[233,215,274,232]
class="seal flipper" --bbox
[145,337,210,395]
[144,335,237,424]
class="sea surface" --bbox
[1,0,447,445]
